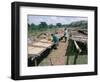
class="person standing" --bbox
[64,28,69,42]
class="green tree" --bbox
[49,24,54,28]
[66,20,87,28]
[39,22,48,28]
[39,22,48,31]
[31,23,35,27]
[56,23,62,27]
[28,23,36,32]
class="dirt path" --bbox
[39,41,68,66]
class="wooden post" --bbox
[49,58,53,65]
[73,53,78,64]
[66,54,69,65]
[34,58,37,66]
[73,41,81,64]
[31,56,38,66]
[66,40,69,65]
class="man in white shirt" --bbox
[64,28,69,42]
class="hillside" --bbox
[66,20,87,29]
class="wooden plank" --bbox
[32,42,53,48]
[71,37,87,43]
[74,41,82,53]
[39,39,52,43]
[73,40,81,64]
[28,46,46,58]
[70,29,87,43]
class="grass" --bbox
[66,39,88,65]
[28,28,58,38]
[68,55,87,65]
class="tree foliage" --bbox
[67,21,87,28]
[28,20,88,32]
[56,23,62,27]
[39,22,48,28]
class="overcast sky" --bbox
[28,15,88,25]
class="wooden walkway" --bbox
[39,41,68,66]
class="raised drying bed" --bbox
[73,40,87,64]
[28,46,46,58]
[66,38,87,65]
[32,42,53,48]
[28,39,54,66]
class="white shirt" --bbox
[64,30,68,37]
